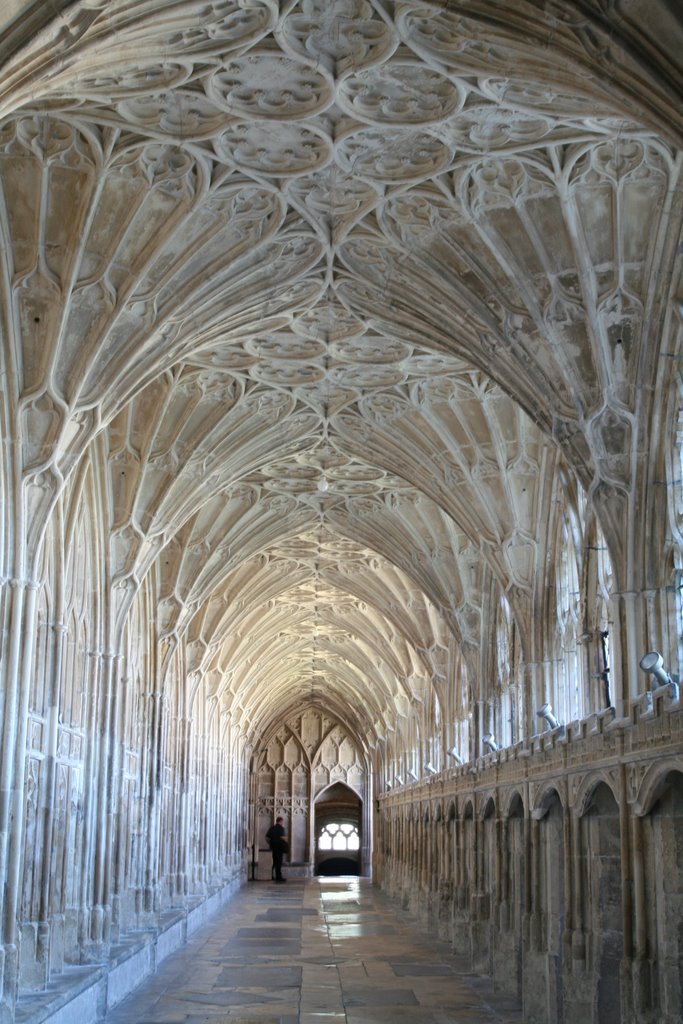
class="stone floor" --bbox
[103,877,524,1024]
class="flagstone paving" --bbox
[104,878,524,1024]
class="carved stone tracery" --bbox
[0,2,682,1020]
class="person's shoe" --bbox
[275,877,286,882]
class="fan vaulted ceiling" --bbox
[1,0,682,753]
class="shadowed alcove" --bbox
[314,782,362,876]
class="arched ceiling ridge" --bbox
[228,658,430,751]
[317,438,505,585]
[186,558,445,744]
[2,0,682,746]
[147,395,552,692]
[327,510,468,621]
[320,564,452,653]
[392,2,683,141]
[200,575,436,696]
[135,438,478,635]
[192,533,460,664]
[170,507,313,608]
[181,543,451,692]
[237,654,391,745]
[3,2,683,141]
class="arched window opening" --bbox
[407,712,420,781]
[556,511,581,726]
[581,512,614,715]
[427,691,442,772]
[595,542,613,709]
[451,649,471,763]
[318,823,360,851]
[496,594,511,692]
[495,594,517,747]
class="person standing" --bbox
[265,816,288,882]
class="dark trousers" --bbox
[272,847,284,880]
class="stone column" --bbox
[210,739,221,880]
[36,620,68,978]
[203,706,216,887]
[167,703,180,873]
[221,714,235,875]
[630,812,650,1015]
[136,709,153,912]
[414,816,421,898]
[306,768,315,875]
[424,816,431,894]
[530,815,542,951]
[618,760,634,1019]
[112,665,132,940]
[77,648,103,952]
[454,812,462,902]
[0,577,40,1014]
[143,686,165,920]
[562,791,573,969]
[475,814,484,920]
[196,719,210,891]
[497,815,507,930]
[570,808,585,963]
[360,782,370,880]
[89,650,121,957]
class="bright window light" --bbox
[317,822,360,852]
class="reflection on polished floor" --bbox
[104,878,523,1024]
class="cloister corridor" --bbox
[1,2,683,1023]
[85,877,523,1024]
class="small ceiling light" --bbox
[639,651,670,688]
[640,651,679,698]
[536,703,561,731]
[317,475,329,492]
[482,733,499,753]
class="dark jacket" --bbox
[266,823,287,853]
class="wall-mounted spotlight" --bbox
[407,768,419,781]
[536,702,561,731]
[447,747,463,764]
[482,733,499,753]
[424,761,438,774]
[395,774,404,787]
[385,779,392,790]
[639,651,679,699]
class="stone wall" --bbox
[377,695,683,1024]
[3,489,250,1022]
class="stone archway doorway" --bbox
[314,783,362,876]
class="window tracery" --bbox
[426,690,442,772]
[0,4,681,1017]
[494,594,516,746]
[555,510,581,726]
[317,823,360,852]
